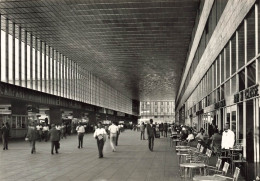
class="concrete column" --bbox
[49,107,62,125]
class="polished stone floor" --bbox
[0,130,181,181]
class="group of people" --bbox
[93,121,122,158]
[26,123,63,154]
[173,122,235,155]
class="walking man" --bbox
[76,122,85,149]
[140,122,145,140]
[93,122,107,158]
[1,123,9,150]
[26,123,38,154]
[108,121,119,152]
[163,123,168,137]
[147,119,155,151]
[49,124,60,154]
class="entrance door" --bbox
[245,99,255,180]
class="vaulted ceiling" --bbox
[0,0,199,101]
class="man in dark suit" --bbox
[49,124,60,154]
[147,119,155,151]
[1,123,9,150]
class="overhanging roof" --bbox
[0,0,199,101]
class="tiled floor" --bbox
[0,130,181,181]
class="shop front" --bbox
[232,84,260,180]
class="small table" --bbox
[193,175,227,181]
[180,163,206,178]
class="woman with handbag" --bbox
[93,122,107,158]
[26,123,38,154]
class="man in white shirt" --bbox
[108,121,119,152]
[221,124,235,149]
[36,123,43,142]
[93,122,107,158]
[76,122,85,149]
[42,123,49,142]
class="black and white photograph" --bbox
[0,0,259,180]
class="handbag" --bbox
[25,137,29,141]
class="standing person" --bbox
[76,122,85,149]
[147,119,155,151]
[108,121,119,152]
[116,123,120,146]
[210,128,222,154]
[36,123,43,142]
[42,123,49,142]
[61,123,66,139]
[26,123,38,154]
[163,123,168,137]
[140,122,145,140]
[221,123,235,149]
[49,124,60,154]
[93,122,107,158]
[1,123,9,150]
[159,123,163,136]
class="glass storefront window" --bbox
[238,22,245,69]
[221,51,224,83]
[231,35,237,74]
[8,33,13,83]
[247,7,255,62]
[217,58,220,86]
[238,69,246,91]
[1,30,6,82]
[220,85,224,100]
[247,62,256,87]
[231,75,237,94]
[226,43,230,79]
[225,80,230,98]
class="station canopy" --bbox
[0,0,199,101]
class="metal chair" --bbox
[213,167,240,181]
[193,162,230,181]
[204,158,222,175]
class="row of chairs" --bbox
[175,142,241,180]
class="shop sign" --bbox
[196,109,204,115]
[234,84,259,103]
[214,99,226,109]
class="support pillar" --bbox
[49,107,62,125]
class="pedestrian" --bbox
[93,122,107,158]
[56,124,62,139]
[76,122,85,149]
[140,122,145,140]
[61,123,66,139]
[159,123,163,136]
[147,119,156,151]
[1,123,9,150]
[49,124,60,154]
[116,123,120,146]
[108,121,119,152]
[43,123,49,142]
[26,123,38,154]
[163,123,168,137]
[36,123,43,142]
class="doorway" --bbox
[246,100,254,180]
